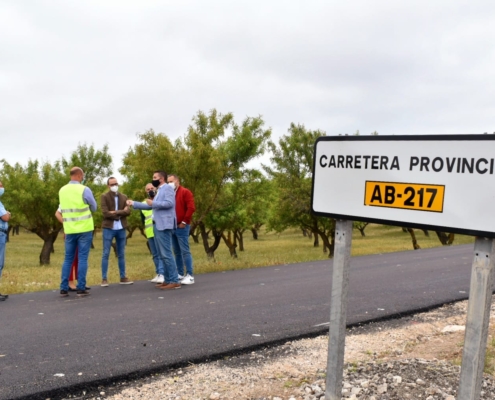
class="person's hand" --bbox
[178,222,186,228]
[126,200,133,206]
[109,211,116,214]
[146,199,153,206]
[124,205,130,212]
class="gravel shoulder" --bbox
[74,296,495,400]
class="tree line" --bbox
[0,109,453,265]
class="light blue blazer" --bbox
[133,184,176,230]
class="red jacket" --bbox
[175,186,195,224]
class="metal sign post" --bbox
[457,237,495,400]
[325,219,353,400]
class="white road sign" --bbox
[311,135,495,237]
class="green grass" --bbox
[0,224,474,295]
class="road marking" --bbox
[313,322,330,327]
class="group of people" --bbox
[0,167,196,301]
[59,167,196,297]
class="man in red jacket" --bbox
[167,174,196,285]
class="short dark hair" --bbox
[168,174,179,181]
[153,170,167,180]
[107,176,117,185]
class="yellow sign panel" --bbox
[364,181,445,213]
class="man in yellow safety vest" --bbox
[58,167,97,297]
[141,183,165,283]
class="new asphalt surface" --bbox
[0,244,476,399]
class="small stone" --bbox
[377,383,388,394]
[416,378,426,385]
[209,393,220,400]
[393,376,402,384]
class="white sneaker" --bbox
[181,274,195,285]
[150,275,160,283]
[155,274,165,284]
[177,274,184,280]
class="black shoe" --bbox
[85,287,91,290]
[76,290,90,297]
[68,287,77,292]
[60,290,69,297]
[0,294,7,301]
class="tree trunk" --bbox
[358,228,366,237]
[422,230,429,237]
[126,226,136,240]
[222,231,238,258]
[316,230,334,258]
[435,231,450,245]
[190,225,200,243]
[301,228,307,237]
[447,233,455,245]
[199,222,221,259]
[235,230,245,251]
[407,228,421,249]
[251,227,259,240]
[313,234,319,247]
[39,230,61,265]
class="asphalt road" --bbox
[0,244,476,400]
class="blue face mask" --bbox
[0,188,4,197]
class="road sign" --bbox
[312,134,495,237]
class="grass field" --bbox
[0,224,474,295]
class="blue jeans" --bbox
[60,231,92,291]
[154,227,179,283]
[148,237,164,276]
[101,228,127,280]
[0,232,6,279]
[172,224,194,276]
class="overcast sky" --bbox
[2,0,495,178]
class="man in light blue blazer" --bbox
[128,170,180,289]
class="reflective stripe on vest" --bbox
[59,183,94,234]
[142,201,154,239]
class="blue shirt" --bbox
[0,200,7,231]
[112,194,123,230]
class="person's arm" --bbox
[129,200,152,210]
[0,204,10,222]
[152,186,174,210]
[55,210,63,224]
[182,190,196,224]
[83,187,98,212]
[101,193,119,220]
[115,194,131,216]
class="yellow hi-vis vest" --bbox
[142,201,154,239]
[59,183,94,234]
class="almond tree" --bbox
[265,123,336,256]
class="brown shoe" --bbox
[159,283,181,290]
[120,277,134,285]
[76,290,90,297]
[155,282,169,288]
[101,279,109,287]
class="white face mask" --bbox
[168,182,175,189]
[110,185,119,193]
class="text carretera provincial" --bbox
[319,155,495,174]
